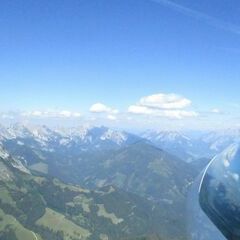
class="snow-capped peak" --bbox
[55,125,90,139]
[6,123,32,139]
[0,123,137,150]
[100,129,127,145]
[0,144,9,159]
[142,130,190,142]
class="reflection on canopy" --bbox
[199,143,240,240]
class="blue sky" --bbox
[1,0,240,130]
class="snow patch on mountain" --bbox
[100,129,127,145]
[0,145,9,159]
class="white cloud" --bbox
[128,105,154,115]
[128,93,198,119]
[72,112,81,117]
[21,110,81,118]
[90,103,111,113]
[59,111,73,118]
[0,114,15,119]
[128,106,197,119]
[107,115,117,121]
[160,110,198,119]
[58,111,81,118]
[211,108,221,113]
[31,111,43,116]
[112,109,119,114]
[89,103,118,114]
[139,93,191,109]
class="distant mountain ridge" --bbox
[1,124,240,159]
[0,124,141,151]
[141,130,195,162]
[141,129,240,162]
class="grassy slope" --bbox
[0,209,42,240]
[36,208,90,240]
[0,155,172,240]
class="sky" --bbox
[0,0,240,131]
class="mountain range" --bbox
[141,129,240,162]
[0,123,239,239]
